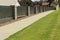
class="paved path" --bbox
[0,10,54,40]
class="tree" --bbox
[18,0,32,6]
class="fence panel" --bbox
[30,6,35,15]
[17,6,28,18]
[0,6,13,23]
[37,5,40,13]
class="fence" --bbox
[0,5,55,24]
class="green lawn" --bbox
[5,10,60,40]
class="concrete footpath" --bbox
[0,10,54,40]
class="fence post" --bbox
[14,6,17,20]
[28,6,30,16]
[56,5,59,10]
